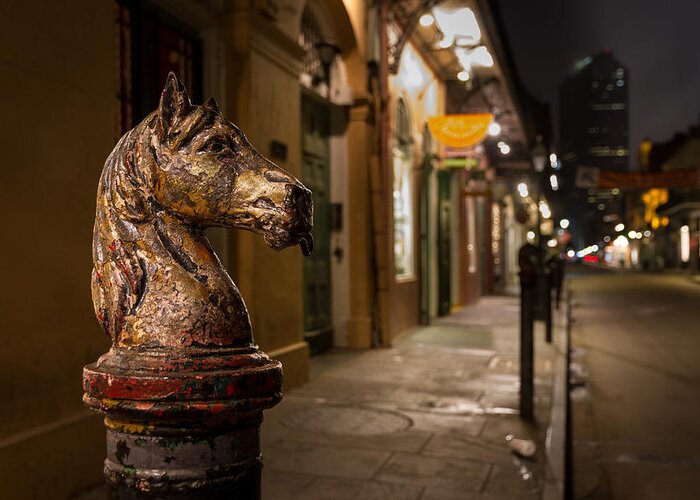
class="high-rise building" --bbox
[557,51,629,247]
[559,50,629,172]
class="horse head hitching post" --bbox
[83,73,313,498]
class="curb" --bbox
[542,290,571,500]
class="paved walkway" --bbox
[262,294,560,500]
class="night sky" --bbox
[498,0,700,160]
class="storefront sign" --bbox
[576,165,698,189]
[428,113,493,149]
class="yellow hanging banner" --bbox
[427,113,493,149]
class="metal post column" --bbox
[519,243,538,421]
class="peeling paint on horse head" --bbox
[91,72,313,348]
[84,73,300,496]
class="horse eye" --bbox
[200,137,227,154]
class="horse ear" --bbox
[203,97,221,114]
[158,72,192,136]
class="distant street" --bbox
[570,268,700,499]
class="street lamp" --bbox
[315,39,341,88]
[531,137,547,174]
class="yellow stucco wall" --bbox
[0,0,114,496]
[221,4,311,390]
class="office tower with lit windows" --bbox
[559,50,629,172]
[557,51,629,246]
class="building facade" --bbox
[0,0,543,496]
[559,51,629,172]
[558,51,629,247]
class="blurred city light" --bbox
[469,46,494,67]
[576,244,599,258]
[499,143,511,155]
[398,44,428,89]
[455,45,494,70]
[433,6,480,49]
[539,200,551,219]
[614,223,625,232]
[419,14,434,27]
[517,182,529,198]
[488,121,501,136]
[438,37,452,49]
[567,249,575,258]
[613,235,629,248]
[547,239,557,248]
[526,231,535,242]
[680,225,690,262]
[550,174,559,191]
[560,218,570,229]
[457,70,470,81]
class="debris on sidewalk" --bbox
[506,433,537,458]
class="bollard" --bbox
[543,267,553,344]
[548,255,565,310]
[83,73,314,498]
[518,243,538,421]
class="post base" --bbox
[83,345,282,497]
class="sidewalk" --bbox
[262,294,563,500]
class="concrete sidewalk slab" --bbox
[262,294,563,500]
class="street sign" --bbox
[576,166,600,189]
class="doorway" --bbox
[437,170,452,316]
[301,94,333,354]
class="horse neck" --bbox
[96,192,225,292]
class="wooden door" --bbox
[437,170,452,316]
[301,94,332,353]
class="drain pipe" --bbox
[375,0,391,346]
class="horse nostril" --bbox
[286,184,313,231]
[288,184,311,209]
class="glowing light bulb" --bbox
[438,37,452,49]
[419,14,434,27]
[517,182,529,198]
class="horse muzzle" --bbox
[286,184,314,257]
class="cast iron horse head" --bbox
[92,73,313,348]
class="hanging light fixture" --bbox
[315,39,341,87]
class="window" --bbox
[114,1,202,138]
[299,7,325,87]
[393,99,415,279]
[591,103,626,111]
[115,1,133,139]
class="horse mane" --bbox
[92,116,157,342]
